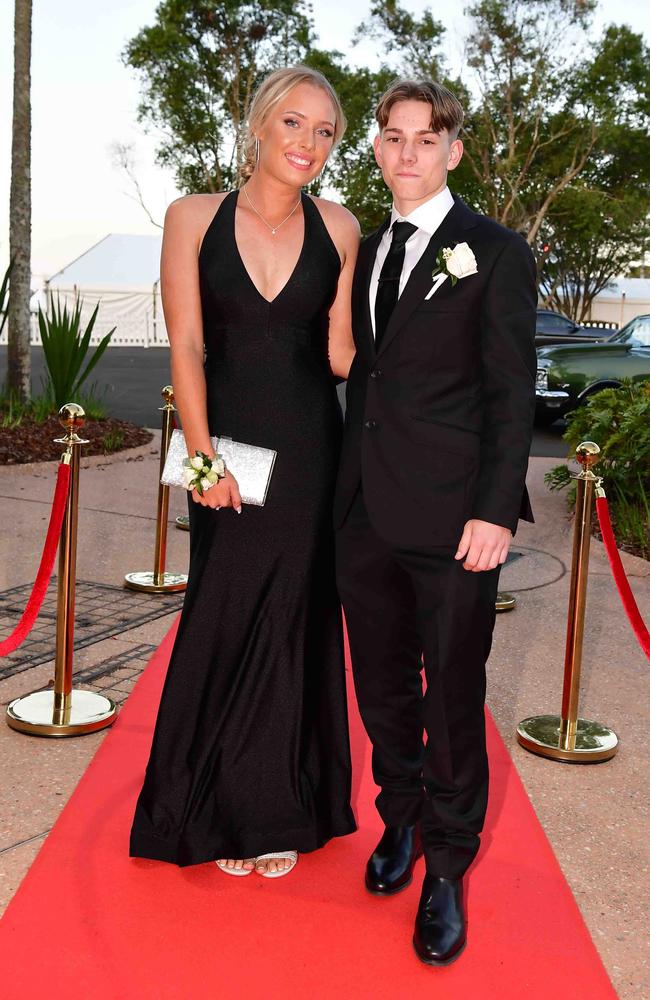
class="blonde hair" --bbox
[239,66,346,183]
[376,79,464,139]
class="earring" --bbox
[255,137,260,165]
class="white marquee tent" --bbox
[43,233,167,347]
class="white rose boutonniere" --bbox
[432,242,478,287]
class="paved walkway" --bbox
[0,435,648,998]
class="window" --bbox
[630,324,650,348]
[615,317,650,347]
[537,312,573,333]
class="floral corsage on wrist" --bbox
[183,450,226,496]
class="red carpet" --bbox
[0,619,617,999]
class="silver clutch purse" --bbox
[161,429,277,506]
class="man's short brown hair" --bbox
[375,79,464,138]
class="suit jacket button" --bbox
[365,419,378,429]
[370,368,382,378]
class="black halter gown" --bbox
[129,191,356,865]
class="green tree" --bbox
[455,0,599,240]
[540,186,649,321]
[354,0,446,80]
[123,0,313,193]
[539,24,650,318]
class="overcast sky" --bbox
[1,0,649,279]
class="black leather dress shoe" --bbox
[413,875,466,965]
[365,825,423,895]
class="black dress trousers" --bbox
[336,488,501,879]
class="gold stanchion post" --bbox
[7,404,118,737]
[516,442,618,763]
[124,385,188,593]
[496,592,517,612]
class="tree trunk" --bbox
[8,0,32,402]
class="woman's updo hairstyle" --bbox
[239,66,346,183]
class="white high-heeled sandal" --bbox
[215,859,255,877]
[255,851,298,878]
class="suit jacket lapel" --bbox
[376,198,477,358]
[356,218,389,357]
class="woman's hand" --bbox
[192,470,242,512]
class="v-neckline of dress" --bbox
[232,190,308,307]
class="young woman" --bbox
[129,67,360,878]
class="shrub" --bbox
[102,429,125,453]
[38,294,114,409]
[0,385,107,425]
[0,387,55,427]
[545,381,650,558]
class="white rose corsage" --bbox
[182,450,226,496]
[432,242,478,287]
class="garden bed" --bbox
[0,415,153,465]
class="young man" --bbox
[335,80,537,965]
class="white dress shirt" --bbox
[369,186,454,336]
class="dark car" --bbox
[535,313,650,425]
[535,309,611,347]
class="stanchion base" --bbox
[175,515,190,531]
[124,571,187,593]
[496,592,517,612]
[516,714,618,763]
[6,689,118,738]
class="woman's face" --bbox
[256,82,337,187]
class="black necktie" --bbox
[374,220,418,348]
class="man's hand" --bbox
[455,519,512,572]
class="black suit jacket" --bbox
[334,196,537,548]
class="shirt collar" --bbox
[389,186,454,237]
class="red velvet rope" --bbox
[595,495,650,659]
[0,462,71,657]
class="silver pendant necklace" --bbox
[243,186,301,235]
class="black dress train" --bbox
[129,191,356,865]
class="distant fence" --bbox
[0,313,169,348]
[0,288,170,348]
[583,319,619,330]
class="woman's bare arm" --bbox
[314,199,360,380]
[161,196,215,458]
[161,194,241,510]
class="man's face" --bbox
[373,99,463,212]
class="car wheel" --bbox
[579,382,622,405]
